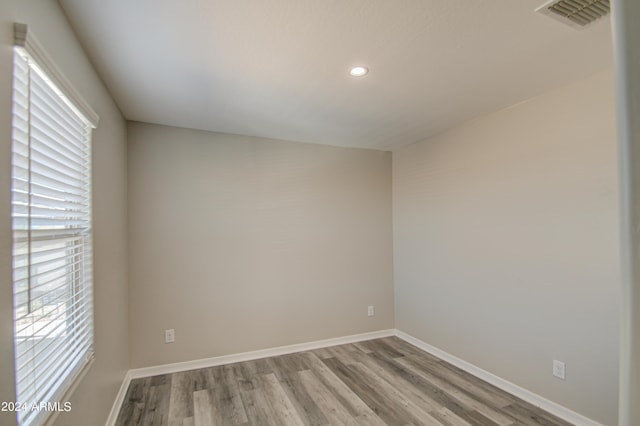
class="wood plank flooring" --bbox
[115,337,574,426]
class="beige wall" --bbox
[127,122,394,368]
[393,70,620,425]
[0,1,129,425]
[0,4,621,425]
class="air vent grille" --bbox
[536,0,610,29]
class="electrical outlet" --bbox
[165,329,175,344]
[552,360,565,380]
[367,306,374,317]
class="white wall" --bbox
[612,0,640,423]
[0,1,129,425]
[0,4,18,425]
[127,122,394,368]
[393,70,620,425]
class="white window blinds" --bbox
[11,24,97,426]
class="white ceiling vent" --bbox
[536,0,610,30]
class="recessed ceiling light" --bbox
[349,66,369,77]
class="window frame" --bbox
[11,23,99,426]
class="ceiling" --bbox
[58,0,613,150]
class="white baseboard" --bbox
[105,369,134,426]
[104,329,394,426]
[128,329,395,379]
[394,330,603,426]
[106,328,601,426]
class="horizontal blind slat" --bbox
[25,152,85,187]
[15,303,91,346]
[30,113,89,160]
[12,191,86,211]
[13,259,86,309]
[13,179,87,202]
[14,228,89,243]
[29,140,87,180]
[17,325,93,400]
[17,313,93,368]
[13,168,87,197]
[31,72,88,133]
[19,337,93,410]
[29,98,88,149]
[18,323,93,388]
[13,205,87,219]
[14,237,85,259]
[14,275,92,339]
[14,291,93,344]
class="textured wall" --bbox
[127,122,394,368]
[393,70,620,425]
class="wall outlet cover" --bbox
[552,360,565,380]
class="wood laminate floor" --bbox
[115,337,574,426]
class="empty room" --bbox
[0,0,638,425]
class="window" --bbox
[11,24,98,426]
